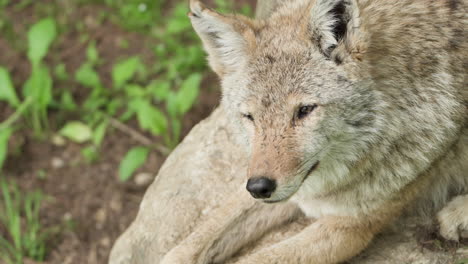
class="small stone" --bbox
[94,208,107,229]
[63,212,73,221]
[51,134,66,146]
[100,237,111,247]
[51,157,65,169]
[138,3,147,12]
[94,208,107,224]
[110,197,122,213]
[84,15,98,28]
[134,173,154,187]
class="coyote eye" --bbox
[242,113,254,122]
[296,105,317,120]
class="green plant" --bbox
[0,178,52,264]
[0,0,10,7]
[0,67,19,108]
[0,18,57,169]
[0,128,13,170]
[1,0,250,182]
[105,0,162,30]
[0,68,32,170]
[61,31,202,175]
[118,146,149,181]
[22,17,57,136]
[56,42,109,162]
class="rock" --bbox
[94,208,106,230]
[51,134,66,146]
[134,173,153,187]
[109,107,467,264]
[110,196,123,213]
[100,237,111,247]
[51,157,65,169]
[63,212,73,221]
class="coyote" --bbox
[161,0,468,263]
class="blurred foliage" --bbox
[0,0,251,177]
[119,146,150,181]
[0,178,58,264]
[107,0,162,30]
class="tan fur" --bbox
[438,194,468,241]
[160,0,467,263]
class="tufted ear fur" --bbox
[309,0,360,60]
[188,0,256,76]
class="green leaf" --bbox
[240,5,253,16]
[170,118,181,148]
[112,56,141,89]
[92,121,108,146]
[59,121,92,143]
[165,91,178,118]
[132,99,167,136]
[0,128,13,169]
[167,4,191,34]
[175,73,201,115]
[119,108,135,122]
[54,63,69,81]
[148,80,170,101]
[106,98,123,116]
[22,65,53,108]
[118,147,149,182]
[75,63,101,89]
[86,42,99,65]
[27,18,57,66]
[124,84,146,98]
[81,145,99,163]
[82,88,106,112]
[0,67,19,107]
[60,91,77,111]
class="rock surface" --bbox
[109,107,467,264]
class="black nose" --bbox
[246,177,276,199]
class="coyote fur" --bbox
[161,0,468,263]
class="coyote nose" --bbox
[246,177,276,199]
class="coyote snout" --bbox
[246,124,322,202]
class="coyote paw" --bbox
[437,195,468,241]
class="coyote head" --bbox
[189,0,380,203]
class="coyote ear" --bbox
[189,0,255,76]
[310,0,359,59]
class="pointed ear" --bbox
[310,0,360,60]
[189,0,256,76]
